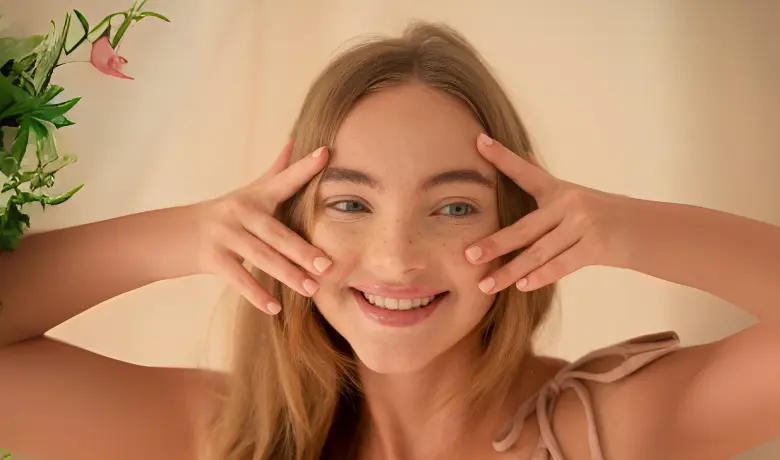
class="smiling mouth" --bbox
[353,288,449,311]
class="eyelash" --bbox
[326,200,478,219]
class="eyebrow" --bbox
[320,167,495,191]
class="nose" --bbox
[364,216,427,277]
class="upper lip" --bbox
[351,285,447,298]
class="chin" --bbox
[350,338,446,374]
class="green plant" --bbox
[0,0,169,252]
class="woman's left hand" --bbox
[465,133,637,293]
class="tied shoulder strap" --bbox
[493,331,681,460]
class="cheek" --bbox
[308,220,363,286]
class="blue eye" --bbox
[439,203,474,218]
[330,200,367,213]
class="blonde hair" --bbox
[208,22,556,460]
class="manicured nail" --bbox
[465,246,482,263]
[303,278,319,295]
[516,278,528,290]
[313,257,332,273]
[478,277,495,293]
[267,301,282,314]
[312,146,325,158]
[478,133,494,146]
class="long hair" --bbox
[207,22,556,460]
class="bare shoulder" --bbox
[548,334,703,460]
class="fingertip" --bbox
[515,278,529,291]
[266,301,282,315]
[478,133,495,148]
[312,146,328,159]
[465,246,483,263]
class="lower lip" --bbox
[352,288,447,327]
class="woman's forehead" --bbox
[329,85,492,179]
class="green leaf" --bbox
[30,97,80,124]
[133,11,171,23]
[0,74,41,120]
[10,182,82,208]
[87,13,127,43]
[43,183,82,205]
[111,13,135,49]
[30,14,71,95]
[10,122,29,164]
[64,10,89,55]
[0,35,45,68]
[26,117,58,165]
[0,201,30,252]
[0,149,18,176]
[48,115,74,129]
[39,84,65,104]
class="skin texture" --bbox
[0,82,779,460]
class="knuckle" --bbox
[546,257,567,275]
[526,244,547,265]
[561,187,587,207]
[221,195,249,218]
[250,241,275,264]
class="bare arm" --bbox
[620,200,780,458]
[0,206,199,347]
[0,142,331,459]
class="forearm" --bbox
[0,205,200,347]
[622,199,780,322]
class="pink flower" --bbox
[90,36,134,80]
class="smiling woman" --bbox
[1,18,780,460]
[209,25,558,460]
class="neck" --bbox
[356,334,515,460]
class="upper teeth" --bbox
[361,292,438,310]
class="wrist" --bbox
[609,196,659,270]
[138,204,204,281]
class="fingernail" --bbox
[303,278,319,295]
[313,257,332,273]
[516,278,528,290]
[267,301,282,314]
[312,146,325,158]
[478,277,495,294]
[478,133,494,146]
[465,246,482,263]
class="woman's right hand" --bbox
[191,141,332,315]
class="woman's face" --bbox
[309,82,501,374]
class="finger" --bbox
[262,138,295,178]
[465,205,564,265]
[267,146,329,203]
[476,133,554,197]
[240,211,332,275]
[227,228,320,298]
[476,224,581,294]
[516,243,589,291]
[212,252,282,314]
[526,153,543,169]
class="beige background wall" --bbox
[4,1,779,458]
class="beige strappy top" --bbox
[493,331,681,460]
